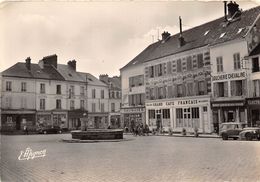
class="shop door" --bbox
[156,109,162,130]
[94,117,100,129]
[16,116,21,130]
[183,108,191,127]
[252,109,260,126]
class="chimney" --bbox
[67,60,76,71]
[41,54,57,69]
[99,74,109,84]
[25,57,31,70]
[178,16,185,47]
[224,1,228,21]
[161,31,171,42]
[227,1,240,18]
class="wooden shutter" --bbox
[182,83,186,97]
[146,87,150,100]
[173,84,177,97]
[230,81,235,96]
[167,85,173,98]
[224,82,228,97]
[145,67,149,79]
[204,80,208,95]
[194,80,199,96]
[167,62,172,74]
[155,86,158,99]
[242,79,247,96]
[213,83,218,97]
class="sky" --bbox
[0,1,259,77]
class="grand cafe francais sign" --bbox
[146,98,209,107]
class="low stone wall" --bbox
[71,129,123,140]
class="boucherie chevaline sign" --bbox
[212,72,246,81]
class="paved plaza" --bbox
[1,134,260,182]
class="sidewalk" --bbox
[124,132,220,139]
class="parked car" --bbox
[219,122,246,140]
[37,125,62,134]
[239,127,260,141]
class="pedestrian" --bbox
[24,125,28,135]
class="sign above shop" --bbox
[146,98,210,108]
[247,99,260,105]
[122,107,145,113]
[212,72,246,81]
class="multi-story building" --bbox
[1,57,66,131]
[120,59,146,131]
[211,4,260,130]
[99,74,122,128]
[1,55,109,131]
[78,72,109,129]
[120,2,260,133]
[246,43,260,127]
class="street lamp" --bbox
[83,111,88,131]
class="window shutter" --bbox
[145,67,149,79]
[167,62,172,74]
[182,83,186,97]
[167,85,173,98]
[146,87,150,99]
[173,84,177,97]
[204,80,208,95]
[230,81,235,96]
[213,83,218,97]
[163,86,167,98]
[242,79,247,96]
[194,81,199,95]
[155,87,158,99]
[224,82,228,97]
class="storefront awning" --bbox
[2,110,36,114]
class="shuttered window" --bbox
[197,54,204,68]
[187,56,192,71]
[216,57,223,72]
[177,59,182,72]
[233,53,241,70]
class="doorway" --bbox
[16,116,21,130]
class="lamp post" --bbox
[83,111,88,131]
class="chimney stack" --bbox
[178,16,185,47]
[161,31,171,42]
[227,1,240,18]
[25,57,31,70]
[67,60,76,71]
[41,54,58,69]
[99,74,109,84]
[224,1,228,21]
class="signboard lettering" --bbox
[212,72,246,81]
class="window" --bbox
[216,57,223,72]
[203,107,208,112]
[101,90,104,99]
[177,59,182,72]
[148,110,155,119]
[167,62,172,74]
[176,108,183,127]
[158,64,163,76]
[111,91,114,98]
[92,103,96,112]
[111,103,115,112]
[198,81,205,95]
[70,100,75,110]
[20,97,27,109]
[80,86,84,96]
[40,99,45,110]
[252,57,260,73]
[214,82,228,97]
[233,53,241,70]
[231,80,243,96]
[149,66,154,78]
[21,82,26,92]
[40,83,45,93]
[56,85,61,95]
[92,89,96,98]
[253,80,260,97]
[187,83,193,96]
[197,54,204,68]
[6,81,12,91]
[101,103,105,112]
[177,84,183,97]
[5,97,12,108]
[69,86,75,97]
[116,91,120,98]
[129,75,144,87]
[191,108,199,118]
[80,100,85,110]
[150,88,155,100]
[163,109,170,119]
[186,56,192,71]
[56,99,61,109]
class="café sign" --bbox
[212,72,246,81]
[146,98,209,107]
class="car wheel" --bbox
[245,133,253,141]
[222,133,228,140]
[43,130,47,134]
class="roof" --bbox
[57,64,85,82]
[121,6,260,70]
[1,62,64,80]
[249,43,260,56]
[78,72,107,87]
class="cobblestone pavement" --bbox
[1,134,260,182]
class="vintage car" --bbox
[239,127,260,141]
[219,122,246,140]
[37,125,62,134]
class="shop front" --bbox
[37,110,67,129]
[146,97,212,133]
[247,97,260,127]
[211,100,247,131]
[121,107,145,132]
[109,113,121,129]
[68,109,87,130]
[87,112,109,129]
[1,110,36,131]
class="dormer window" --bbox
[219,32,226,38]
[204,30,210,36]
[237,28,243,34]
